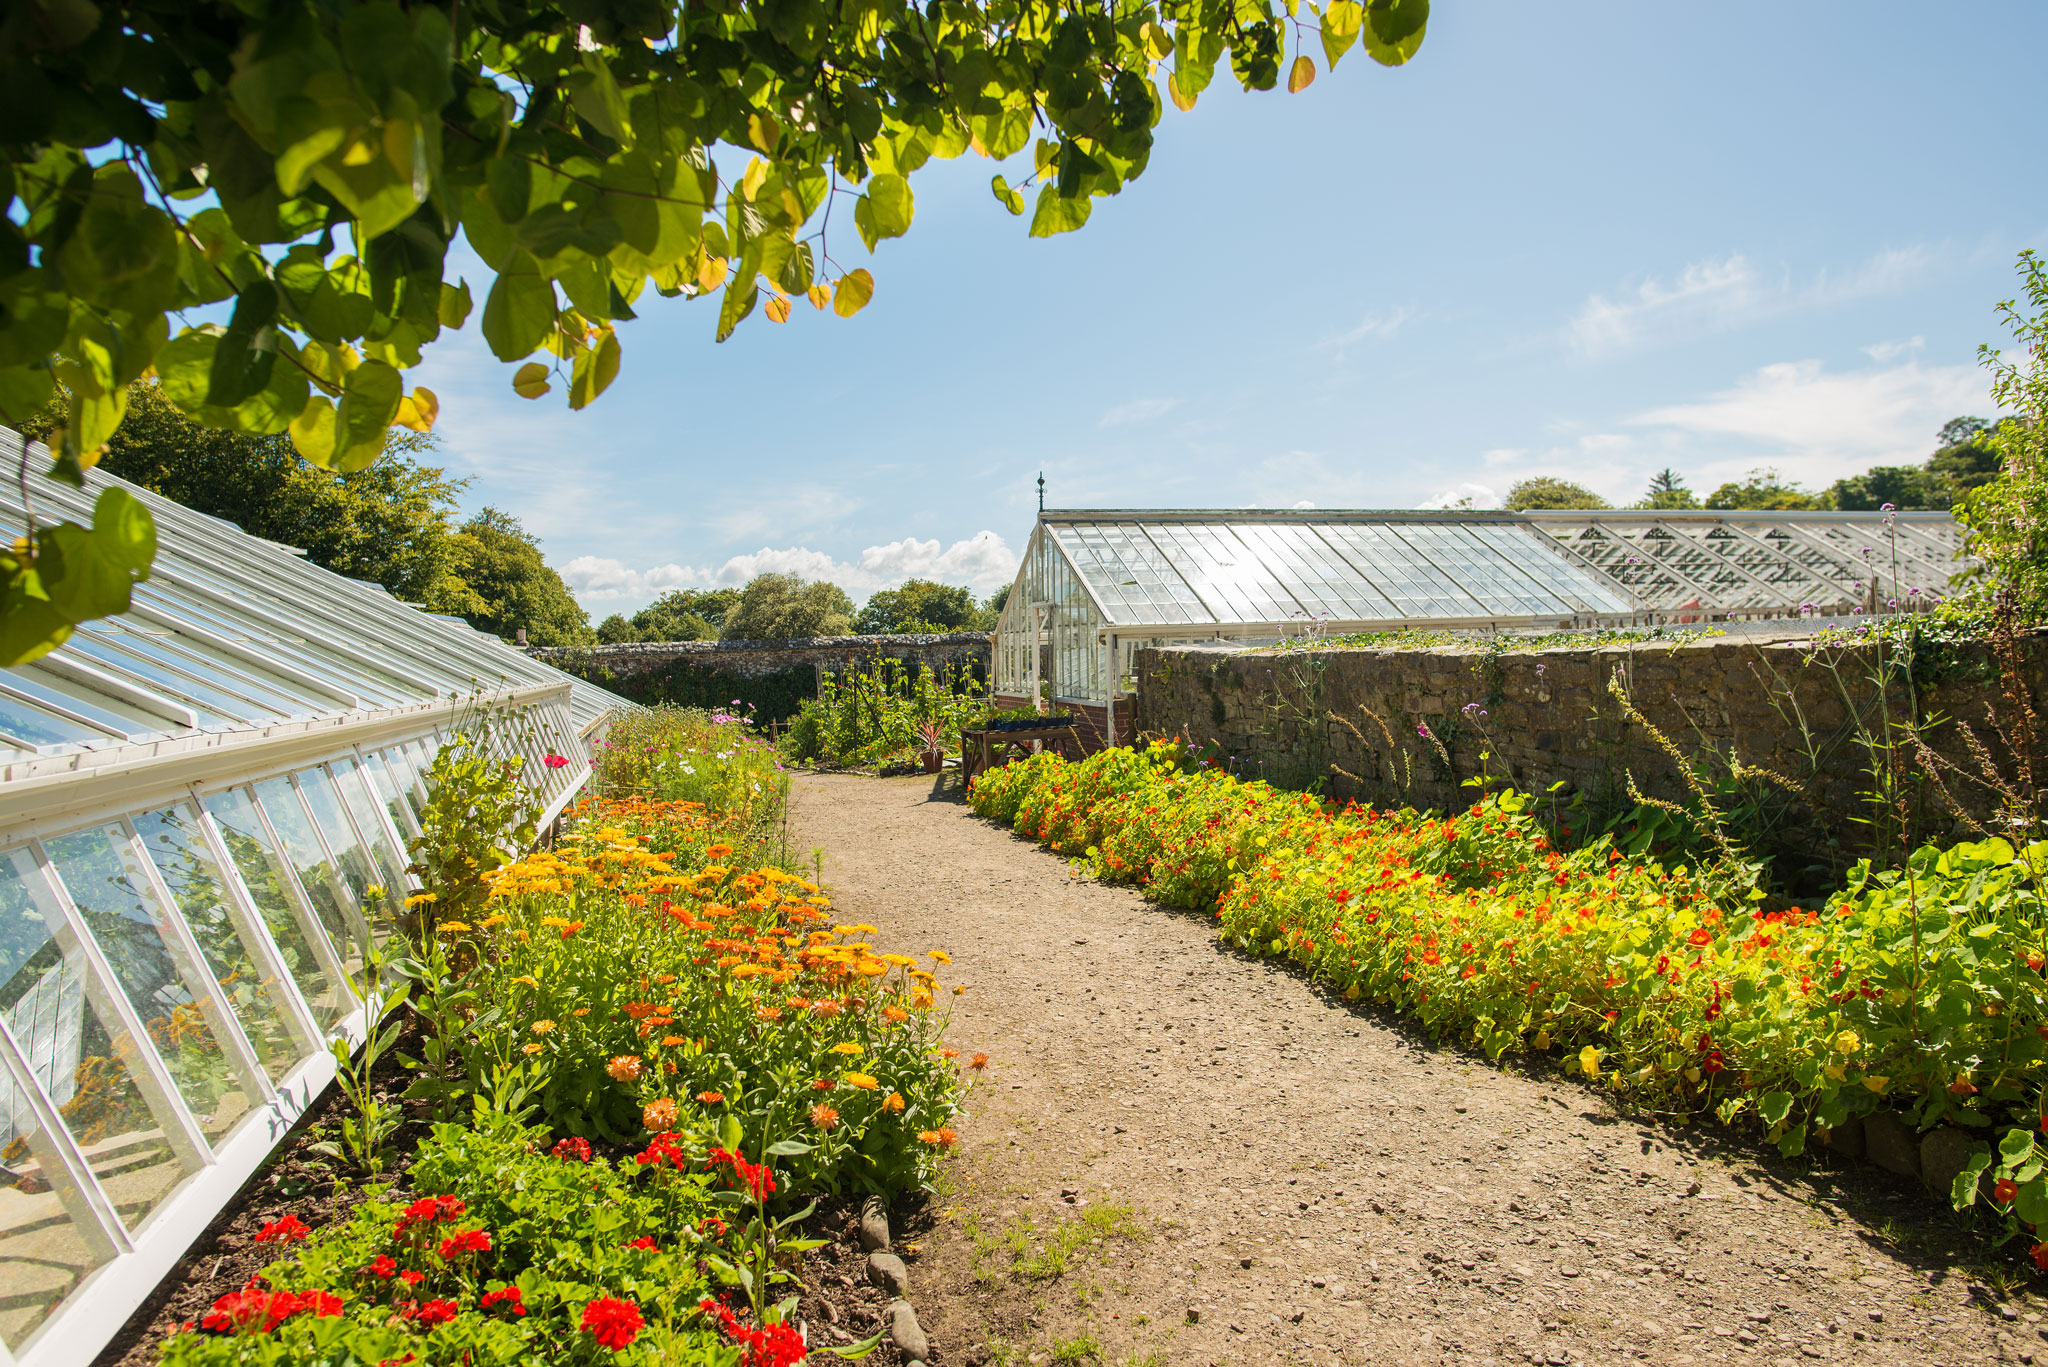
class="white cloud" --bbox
[1098,397,1180,427]
[1322,306,1412,348]
[562,532,1021,606]
[1863,335,1926,363]
[1630,357,1988,486]
[1419,482,1501,510]
[1480,447,1528,469]
[1564,244,1942,359]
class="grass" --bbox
[969,1203,1148,1286]
[1051,1330,1102,1362]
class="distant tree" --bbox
[1704,469,1828,511]
[1929,418,2006,498]
[1638,468,1701,510]
[1940,417,1994,448]
[1955,251,2048,618]
[981,583,1014,626]
[24,381,469,606]
[1504,477,1610,511]
[595,614,637,644]
[443,509,593,647]
[721,574,855,641]
[854,579,981,634]
[632,588,739,641]
[1828,464,1949,511]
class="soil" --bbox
[788,771,2043,1367]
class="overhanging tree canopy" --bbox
[0,0,1430,664]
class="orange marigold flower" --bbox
[642,1098,678,1129]
[882,1005,909,1024]
[811,999,844,1018]
[756,1006,784,1022]
[969,1053,989,1071]
[608,1055,644,1082]
[622,1002,659,1020]
[696,1090,725,1105]
[659,1035,688,1047]
[811,1077,836,1091]
[706,844,734,859]
[883,1091,905,1112]
[811,1104,840,1130]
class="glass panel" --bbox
[0,692,107,750]
[98,620,322,720]
[132,805,305,1082]
[372,748,424,831]
[53,636,247,729]
[293,766,387,921]
[202,788,350,1032]
[332,759,411,895]
[0,853,186,1335]
[40,826,251,1142]
[2,668,163,740]
[252,777,365,975]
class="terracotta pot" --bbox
[923,752,943,773]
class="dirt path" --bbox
[790,773,2034,1367]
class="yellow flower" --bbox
[880,953,917,968]
[531,1019,555,1035]
[522,1042,543,1055]
[1832,1029,1861,1055]
[831,1042,864,1055]
[541,916,572,928]
[480,914,508,929]
[843,1073,879,1090]
[436,920,473,934]
[929,950,951,965]
[1577,1045,1602,1079]
[883,1091,905,1112]
[405,892,439,907]
[512,975,539,989]
[1862,1075,1891,1094]
[953,985,966,996]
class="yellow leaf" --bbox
[697,255,729,293]
[807,284,830,310]
[765,294,792,324]
[289,395,339,466]
[511,362,552,400]
[1140,20,1174,60]
[747,111,781,153]
[1861,1075,1890,1094]
[1167,70,1197,112]
[394,386,439,432]
[1288,54,1316,93]
[741,157,770,203]
[832,268,874,318]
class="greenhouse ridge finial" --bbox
[1037,471,1045,514]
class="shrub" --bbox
[779,659,985,769]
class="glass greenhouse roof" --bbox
[1035,509,1966,628]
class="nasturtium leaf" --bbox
[832,269,874,318]
[1288,55,1317,92]
[1028,185,1092,237]
[568,329,622,408]
[1361,0,1429,65]
[765,294,792,324]
[2017,1177,2048,1228]
[991,175,1026,216]
[2001,1127,2038,1166]
[481,252,557,361]
[510,362,552,400]
[289,394,340,465]
[1757,1090,1793,1126]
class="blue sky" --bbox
[410,2,2048,618]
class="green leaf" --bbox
[715,279,759,343]
[1321,0,1363,66]
[1029,185,1092,238]
[719,1114,743,1153]
[2000,1126,2036,1167]
[2017,1177,2048,1228]
[765,1139,812,1157]
[866,174,914,240]
[831,269,874,318]
[0,367,54,427]
[155,329,308,436]
[277,249,374,344]
[332,360,402,471]
[52,165,181,316]
[818,1328,889,1360]
[991,175,1026,216]
[481,252,557,362]
[1756,1090,1793,1126]
[39,488,156,624]
[1952,1147,1993,1209]
[567,329,621,409]
[1360,0,1429,65]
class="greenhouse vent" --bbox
[990,506,1968,747]
[0,429,629,1367]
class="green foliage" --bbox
[1634,467,1700,510]
[410,725,544,927]
[440,508,593,646]
[721,573,854,641]
[1704,467,1828,511]
[1956,251,2048,620]
[597,588,744,644]
[0,0,1432,662]
[1503,476,1610,511]
[593,707,790,847]
[159,1115,729,1366]
[571,654,819,725]
[779,659,986,767]
[854,578,986,634]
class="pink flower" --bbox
[545,753,571,769]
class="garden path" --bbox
[790,772,2030,1367]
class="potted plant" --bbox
[919,719,945,773]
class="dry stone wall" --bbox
[531,631,989,681]
[1132,632,2048,870]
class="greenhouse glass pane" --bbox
[56,634,252,727]
[365,750,420,838]
[41,826,250,1142]
[1,668,160,740]
[201,788,350,1031]
[294,766,389,918]
[252,777,364,977]
[0,692,107,749]
[0,857,183,1327]
[131,805,304,1083]
[80,622,313,719]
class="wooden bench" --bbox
[958,725,1083,785]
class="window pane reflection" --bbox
[201,789,350,1031]
[251,778,364,979]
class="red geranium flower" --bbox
[625,1236,659,1251]
[256,1214,311,1244]
[439,1229,492,1260]
[398,1270,426,1287]
[582,1297,646,1350]
[406,1299,460,1326]
[393,1195,466,1239]
[365,1255,398,1280]
[551,1136,593,1162]
[480,1286,527,1317]
[545,753,572,769]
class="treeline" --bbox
[1502,416,2005,513]
[591,577,1010,644]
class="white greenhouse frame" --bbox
[0,432,629,1367]
[991,508,1969,729]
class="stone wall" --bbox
[1132,632,2048,869]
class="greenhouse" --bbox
[0,431,627,1367]
[990,507,1968,739]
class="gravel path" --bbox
[790,772,2033,1367]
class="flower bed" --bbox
[152,707,965,1363]
[969,741,2048,1248]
